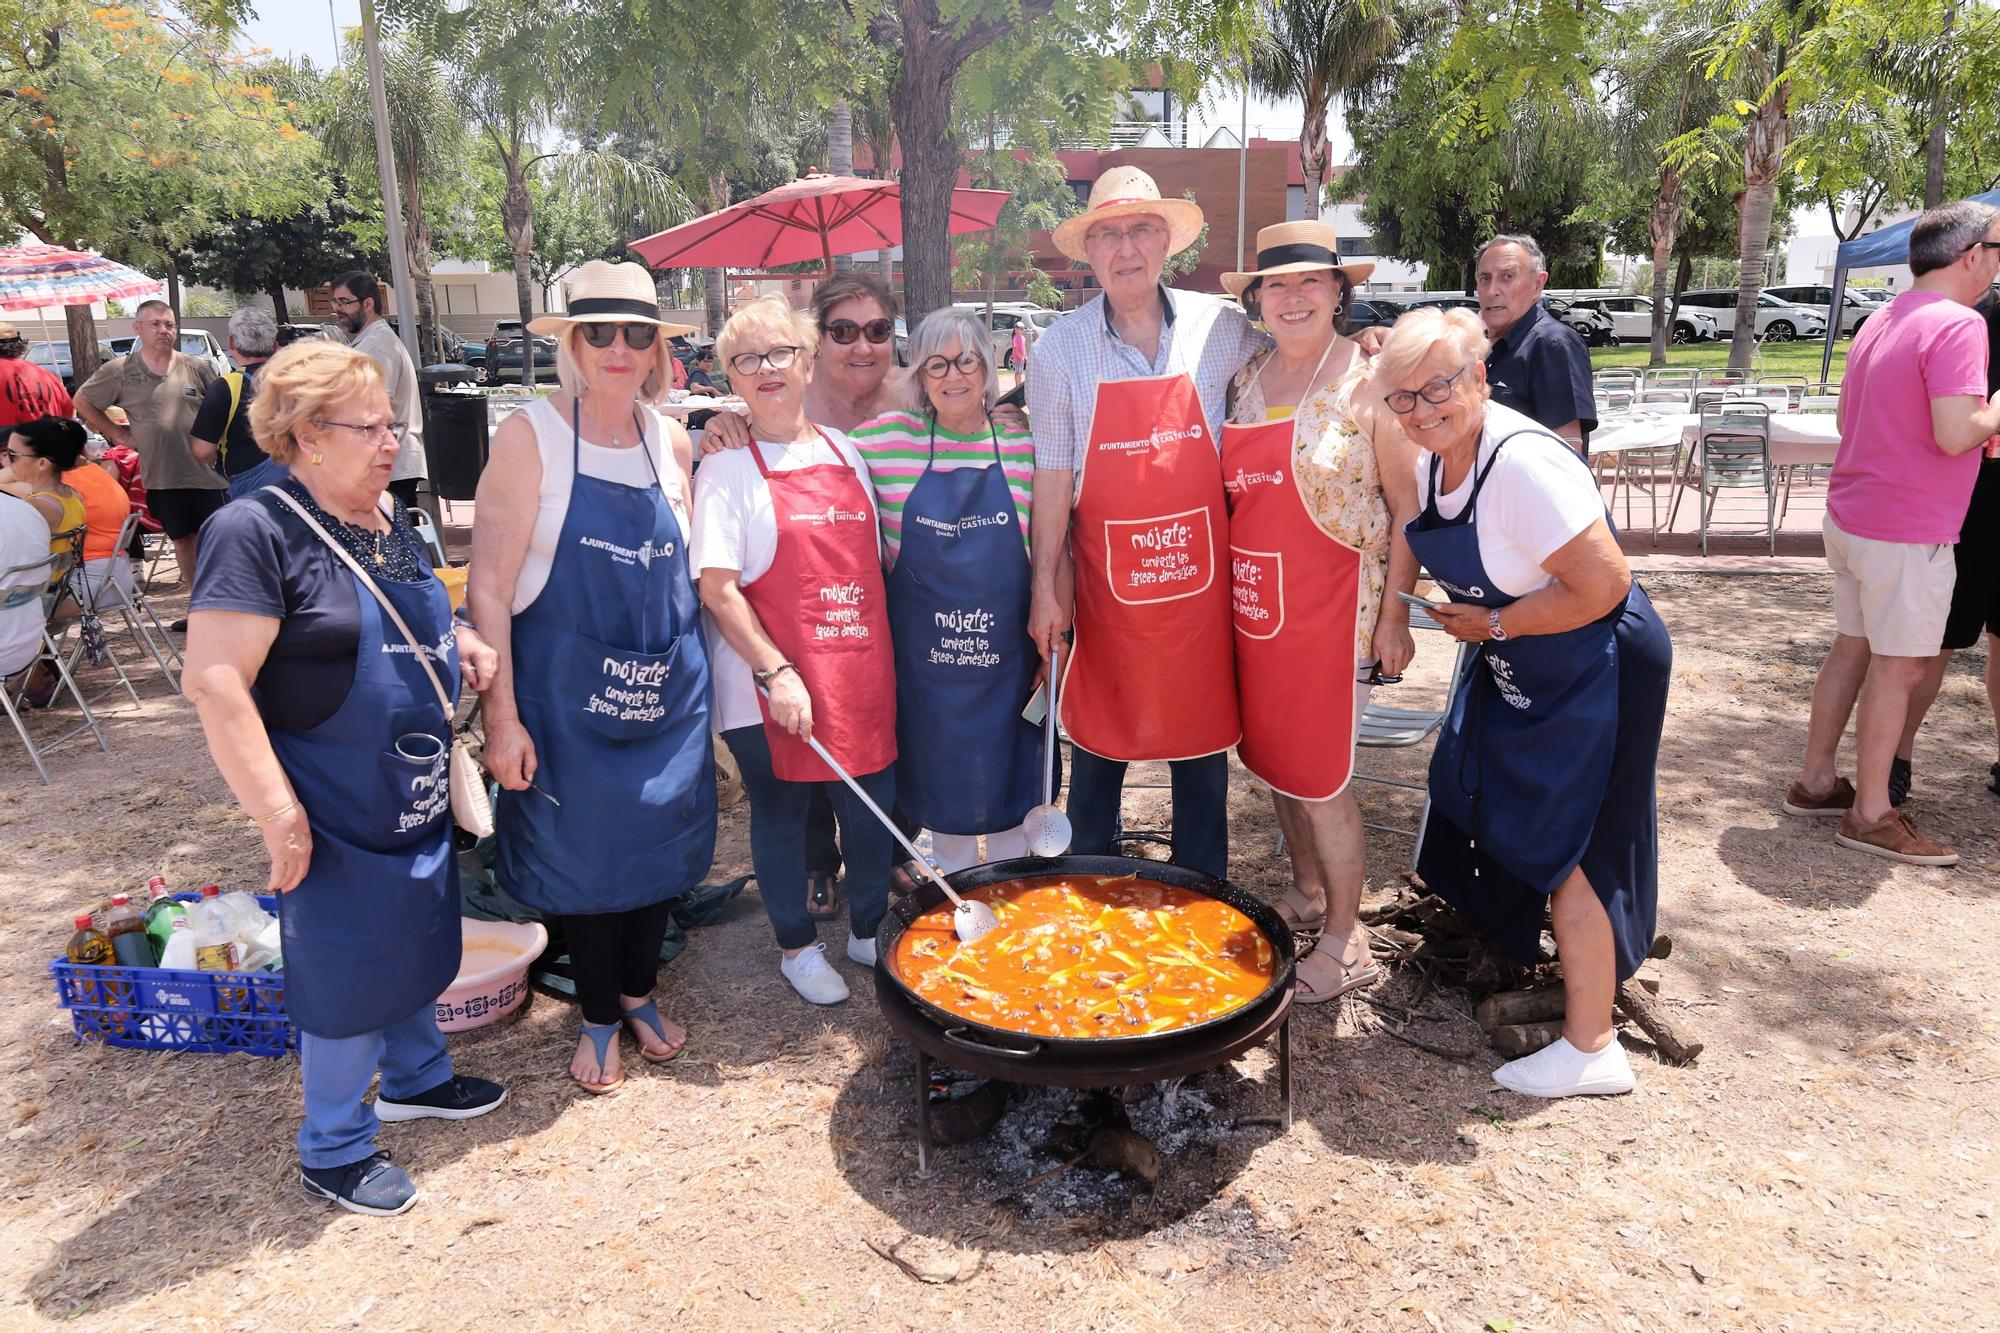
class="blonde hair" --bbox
[715,294,819,369]
[248,341,385,465]
[1372,308,1491,388]
[554,323,678,403]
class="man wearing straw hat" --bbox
[1026,166,1263,878]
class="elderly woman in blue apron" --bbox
[470,262,716,1095]
[850,308,1042,869]
[185,341,506,1217]
[1375,309,1673,1099]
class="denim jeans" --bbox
[1066,748,1229,879]
[296,1003,451,1169]
[722,725,894,951]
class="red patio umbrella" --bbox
[627,173,1011,275]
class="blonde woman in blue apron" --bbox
[186,341,506,1216]
[471,262,716,1095]
[1375,309,1672,1099]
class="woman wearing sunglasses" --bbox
[470,262,717,1093]
[850,308,1043,870]
[1380,307,1671,1099]
[1218,221,1421,1005]
[693,295,899,1006]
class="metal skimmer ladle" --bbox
[762,686,1001,945]
[1022,645,1073,857]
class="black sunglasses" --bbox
[822,317,893,345]
[579,322,659,350]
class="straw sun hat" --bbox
[528,260,697,338]
[1221,221,1375,299]
[1051,166,1207,263]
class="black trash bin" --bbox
[420,365,489,503]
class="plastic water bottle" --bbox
[157,914,197,970]
[142,876,184,962]
[104,894,153,968]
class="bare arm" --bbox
[1431,518,1631,644]
[190,433,219,466]
[1364,397,1423,675]
[1929,392,2000,456]
[1027,467,1073,661]
[696,567,813,737]
[183,609,312,892]
[75,397,132,449]
[466,412,542,789]
[1548,418,1585,448]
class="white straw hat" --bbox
[1220,220,1375,298]
[528,260,697,337]
[1051,167,1206,263]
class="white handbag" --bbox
[266,487,495,838]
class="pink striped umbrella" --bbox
[0,244,163,312]
[628,173,1010,274]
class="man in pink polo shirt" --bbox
[1785,200,2000,866]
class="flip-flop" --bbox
[620,997,686,1064]
[806,872,842,919]
[574,1021,624,1094]
[1293,948,1382,1005]
[1274,889,1327,935]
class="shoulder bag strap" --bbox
[263,485,452,723]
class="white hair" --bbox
[904,308,999,414]
[228,306,279,357]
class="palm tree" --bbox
[1247,0,1420,222]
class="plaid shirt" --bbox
[1027,285,1264,476]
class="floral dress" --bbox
[1228,348,1391,664]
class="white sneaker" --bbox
[1493,1036,1635,1098]
[846,932,877,968]
[780,942,849,1005]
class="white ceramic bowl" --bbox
[434,919,547,1032]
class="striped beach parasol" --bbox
[0,244,163,313]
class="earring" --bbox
[309,451,324,465]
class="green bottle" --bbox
[142,876,184,963]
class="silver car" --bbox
[1672,289,1828,341]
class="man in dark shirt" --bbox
[0,322,74,430]
[1476,233,1595,449]
[190,306,281,499]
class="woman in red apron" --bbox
[692,296,897,1007]
[1220,223,1421,1004]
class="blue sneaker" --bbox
[300,1151,417,1216]
[375,1074,506,1123]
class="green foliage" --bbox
[177,181,385,317]
[1162,189,1210,282]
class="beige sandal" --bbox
[1293,947,1382,1005]
[1274,888,1327,935]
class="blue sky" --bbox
[236,1,362,70]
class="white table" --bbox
[1590,410,1841,467]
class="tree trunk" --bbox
[165,259,182,323]
[892,33,961,323]
[1728,84,1790,372]
[65,306,100,382]
[1646,167,1684,368]
[1299,89,1329,223]
[1673,249,1693,304]
[703,169,729,336]
[502,159,537,387]
[829,100,854,274]
[267,281,291,324]
[1925,2,1954,208]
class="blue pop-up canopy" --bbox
[1821,187,2000,381]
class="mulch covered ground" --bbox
[1,572,1995,1330]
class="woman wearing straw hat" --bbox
[1025,165,1264,879]
[470,260,717,1094]
[1219,221,1422,1002]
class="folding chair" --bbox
[1351,606,1477,869]
[1,549,110,784]
[52,511,181,699]
[1695,403,1776,555]
[1612,429,1684,543]
[407,507,450,568]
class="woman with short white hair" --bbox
[471,260,716,1094]
[851,306,1042,870]
[1376,307,1672,1098]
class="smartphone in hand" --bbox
[1396,590,1442,611]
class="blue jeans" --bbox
[296,1004,451,1169]
[722,725,894,951]
[1067,748,1229,879]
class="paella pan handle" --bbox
[941,1026,1043,1060]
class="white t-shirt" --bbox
[510,398,687,612]
[0,493,53,676]
[692,428,880,733]
[1415,403,1606,598]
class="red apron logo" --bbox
[1104,508,1215,605]
[791,505,870,526]
[1229,547,1285,639]
[1224,467,1286,495]
[1099,422,1206,454]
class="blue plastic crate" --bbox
[49,893,295,1057]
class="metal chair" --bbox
[407,507,449,568]
[1755,376,1810,406]
[1351,606,1476,869]
[1594,368,1641,394]
[1695,403,1776,555]
[1,549,111,784]
[51,511,182,699]
[1636,386,1691,408]
[1594,388,1636,414]
[1799,394,1841,414]
[1644,368,1697,390]
[1695,368,1752,389]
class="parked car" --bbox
[1764,284,1876,336]
[487,332,558,383]
[954,304,1062,368]
[1558,299,1614,344]
[109,328,231,376]
[1563,296,1718,345]
[1342,299,1397,335]
[25,340,116,392]
[274,323,332,348]
[1400,295,1482,314]
[1671,289,1827,341]
[437,327,488,382]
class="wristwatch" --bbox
[1487,609,1508,642]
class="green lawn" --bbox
[1589,338,1847,381]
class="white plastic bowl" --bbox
[435,918,547,1032]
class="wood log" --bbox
[1474,985,1566,1029]
[1616,981,1703,1065]
[1488,1021,1564,1056]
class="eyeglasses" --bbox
[3,448,33,463]
[920,352,982,379]
[328,296,362,311]
[1084,220,1167,251]
[1384,365,1471,415]
[579,321,659,350]
[1966,240,2000,255]
[729,345,802,376]
[822,318,893,346]
[312,418,407,439]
